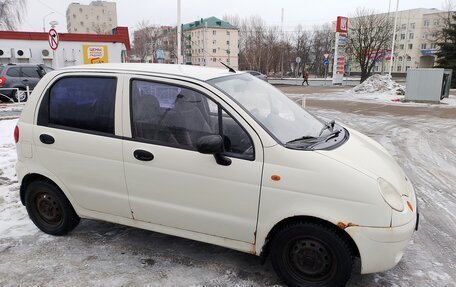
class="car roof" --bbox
[60,63,243,81]
[1,63,43,67]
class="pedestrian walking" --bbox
[302,71,309,86]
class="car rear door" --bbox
[20,66,42,91]
[32,72,131,218]
[121,75,264,243]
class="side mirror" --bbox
[196,135,231,166]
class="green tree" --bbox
[436,13,456,88]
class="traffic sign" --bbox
[48,28,59,51]
[323,59,329,66]
[295,56,301,64]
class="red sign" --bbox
[336,16,349,33]
[48,28,59,51]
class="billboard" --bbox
[83,45,108,64]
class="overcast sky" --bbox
[22,0,446,33]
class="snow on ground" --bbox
[1,102,456,286]
[0,119,38,241]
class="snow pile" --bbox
[351,74,405,95]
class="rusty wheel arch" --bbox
[259,215,360,264]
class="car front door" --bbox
[33,73,131,218]
[122,75,263,243]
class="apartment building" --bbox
[349,8,453,74]
[66,1,117,34]
[182,17,239,69]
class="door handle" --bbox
[22,79,29,82]
[39,134,55,144]
[133,149,154,161]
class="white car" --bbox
[15,64,418,287]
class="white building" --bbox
[348,8,454,74]
[0,27,130,68]
[182,17,239,69]
[66,1,117,34]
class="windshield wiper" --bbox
[286,135,319,145]
[319,120,335,136]
[323,129,342,142]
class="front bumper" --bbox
[345,212,417,274]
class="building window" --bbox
[424,20,430,27]
[226,31,230,35]
[406,56,411,61]
[408,44,413,49]
[410,23,415,29]
[401,24,406,30]
[79,8,82,12]
[80,21,84,26]
[399,44,404,50]
[213,58,217,62]
[434,19,440,26]
[430,43,437,49]
[213,40,216,45]
[73,14,76,18]
[226,40,230,45]
[400,34,405,40]
[213,30,216,35]
[398,56,403,61]
[421,43,427,49]
[409,33,414,39]
[85,14,88,19]
[212,49,216,53]
[397,66,402,72]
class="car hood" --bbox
[315,127,410,196]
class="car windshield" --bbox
[209,73,324,144]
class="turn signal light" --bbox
[271,175,281,181]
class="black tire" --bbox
[12,88,27,102]
[270,221,354,287]
[25,180,80,236]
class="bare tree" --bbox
[348,8,393,82]
[0,0,26,30]
[132,20,160,63]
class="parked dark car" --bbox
[0,63,53,102]
[245,70,268,82]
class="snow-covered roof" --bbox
[60,63,239,81]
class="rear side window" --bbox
[6,67,21,77]
[0,66,3,74]
[40,77,117,134]
[21,67,41,78]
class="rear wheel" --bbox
[12,88,27,102]
[270,221,354,287]
[25,180,80,235]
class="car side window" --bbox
[131,80,219,150]
[39,77,117,134]
[130,79,254,159]
[21,67,41,78]
[6,67,20,77]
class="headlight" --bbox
[377,178,404,212]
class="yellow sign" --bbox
[83,45,108,64]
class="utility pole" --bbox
[177,0,181,64]
[281,8,284,79]
[389,0,399,76]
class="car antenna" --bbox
[220,62,236,73]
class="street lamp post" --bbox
[388,0,400,76]
[43,12,55,32]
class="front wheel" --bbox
[270,222,354,287]
[25,180,80,235]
